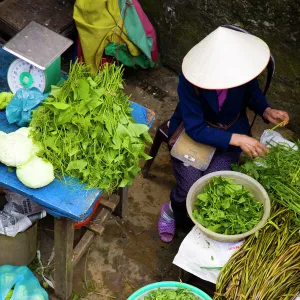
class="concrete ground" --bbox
[37,67,294,300]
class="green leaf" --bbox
[128,165,140,177]
[67,160,87,172]
[44,102,70,110]
[142,131,153,143]
[57,110,75,124]
[77,79,90,99]
[86,99,101,111]
[68,147,79,156]
[44,136,59,152]
[117,124,129,138]
[50,85,62,98]
[119,178,129,187]
[127,123,149,137]
[87,76,97,87]
[92,88,105,97]
[140,152,152,160]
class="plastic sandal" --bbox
[158,203,176,243]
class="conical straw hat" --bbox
[182,27,270,89]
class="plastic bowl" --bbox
[186,171,270,242]
[127,281,212,300]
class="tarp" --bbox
[73,0,158,71]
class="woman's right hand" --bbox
[230,134,269,158]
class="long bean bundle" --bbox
[30,61,152,192]
[214,205,300,300]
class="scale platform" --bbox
[4,21,73,70]
[3,21,73,93]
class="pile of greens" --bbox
[30,61,152,192]
[214,142,300,299]
[233,142,300,216]
[145,288,200,300]
[193,177,264,235]
[214,204,300,299]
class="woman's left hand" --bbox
[263,107,290,126]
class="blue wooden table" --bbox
[0,102,152,221]
[0,46,155,299]
[0,46,153,222]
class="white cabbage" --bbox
[16,156,55,189]
[15,127,31,138]
[0,130,33,167]
[0,131,7,139]
[15,127,42,155]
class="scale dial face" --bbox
[7,59,46,93]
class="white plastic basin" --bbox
[186,171,271,242]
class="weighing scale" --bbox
[3,21,73,93]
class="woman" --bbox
[158,27,289,243]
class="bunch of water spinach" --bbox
[192,176,263,235]
[30,61,152,193]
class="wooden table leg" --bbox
[114,187,128,219]
[54,218,74,300]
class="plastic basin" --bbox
[128,281,212,300]
[186,171,270,242]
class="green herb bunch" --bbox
[233,142,300,216]
[145,288,200,300]
[192,177,264,235]
[30,61,152,193]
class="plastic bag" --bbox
[0,190,46,237]
[3,190,44,216]
[260,130,298,150]
[6,88,48,127]
[173,226,244,284]
[0,265,48,300]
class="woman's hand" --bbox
[230,134,269,158]
[263,107,290,126]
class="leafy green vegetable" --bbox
[0,92,13,110]
[145,288,200,300]
[30,61,152,193]
[193,177,263,235]
[233,142,300,215]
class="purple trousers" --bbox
[170,151,240,228]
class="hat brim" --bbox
[182,27,270,90]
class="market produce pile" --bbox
[0,127,55,189]
[214,142,300,299]
[30,61,152,193]
[193,177,263,235]
[233,142,300,215]
[214,204,299,299]
[145,288,200,300]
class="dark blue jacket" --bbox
[169,73,270,152]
